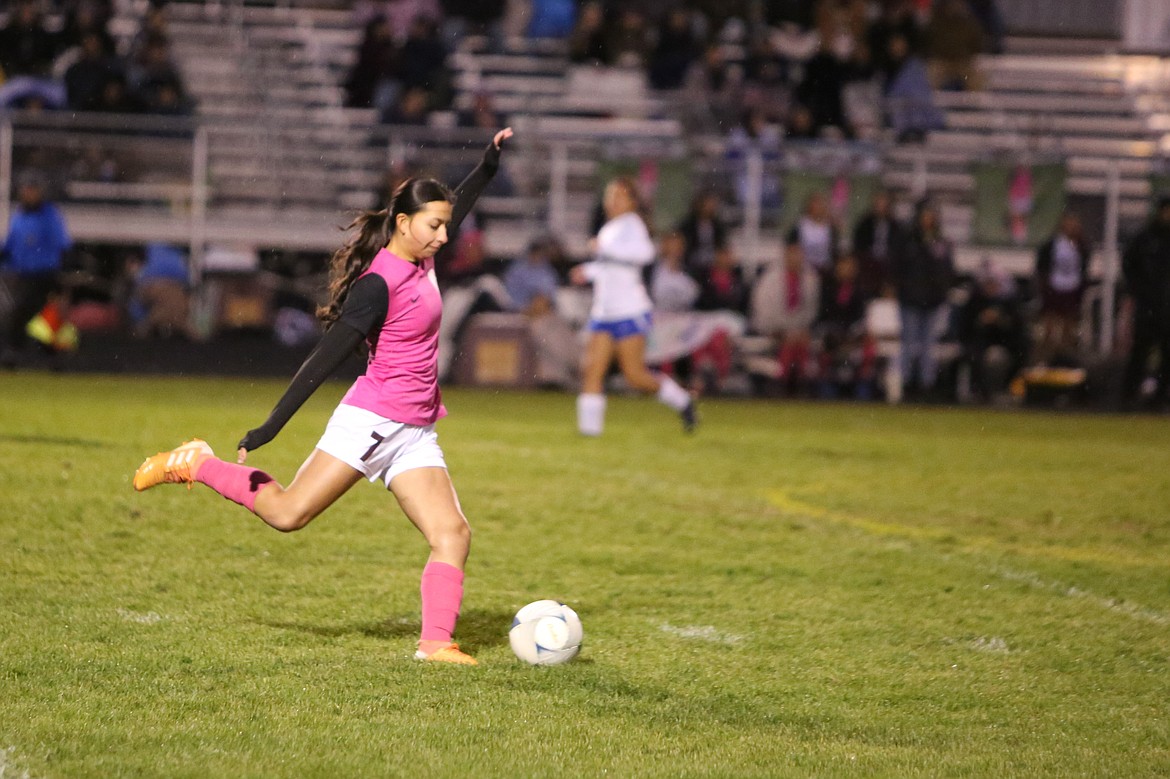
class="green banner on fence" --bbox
[594,158,695,233]
[779,171,881,236]
[971,161,1066,247]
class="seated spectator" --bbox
[527,0,577,39]
[794,41,856,139]
[697,246,749,315]
[398,13,451,109]
[92,73,144,114]
[882,32,943,142]
[383,84,431,125]
[503,234,578,389]
[64,31,123,111]
[926,0,984,91]
[0,1,60,79]
[784,104,819,140]
[741,37,794,126]
[458,90,503,130]
[651,230,743,395]
[434,209,511,381]
[789,191,839,277]
[127,243,194,339]
[751,237,821,395]
[648,6,702,90]
[867,0,923,77]
[852,188,904,299]
[1033,211,1090,366]
[677,189,729,280]
[60,0,116,56]
[683,42,744,130]
[127,4,168,62]
[344,16,402,113]
[605,7,649,69]
[139,74,193,116]
[568,1,610,65]
[505,234,562,314]
[959,260,1027,402]
[815,251,877,398]
[651,231,700,313]
[126,33,190,114]
[894,199,955,398]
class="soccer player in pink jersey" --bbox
[133,128,514,666]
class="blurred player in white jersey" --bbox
[570,177,697,436]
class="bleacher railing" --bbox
[1,110,1135,354]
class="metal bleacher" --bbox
[22,1,1169,279]
[883,51,1170,263]
[162,0,383,213]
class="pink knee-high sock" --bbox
[420,561,465,642]
[195,457,276,513]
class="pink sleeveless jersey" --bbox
[340,248,447,425]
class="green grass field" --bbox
[1,373,1168,778]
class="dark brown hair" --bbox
[318,177,454,325]
[607,176,654,236]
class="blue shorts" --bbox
[588,313,653,340]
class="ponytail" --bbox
[317,208,390,325]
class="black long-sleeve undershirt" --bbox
[236,139,501,454]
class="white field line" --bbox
[115,608,165,624]
[994,567,1170,626]
[659,623,745,645]
[969,636,1011,654]
[0,747,33,779]
[765,489,1170,627]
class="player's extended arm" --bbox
[595,218,656,267]
[448,128,512,236]
[236,321,364,454]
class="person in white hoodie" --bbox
[570,177,697,436]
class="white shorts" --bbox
[315,404,446,489]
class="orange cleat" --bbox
[133,439,214,492]
[414,642,478,666]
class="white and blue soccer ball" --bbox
[509,600,583,665]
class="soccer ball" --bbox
[509,600,583,665]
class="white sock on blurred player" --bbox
[656,375,691,411]
[577,393,605,436]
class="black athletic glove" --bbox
[237,421,280,454]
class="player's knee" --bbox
[267,504,316,533]
[430,520,471,556]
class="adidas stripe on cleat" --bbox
[133,439,214,492]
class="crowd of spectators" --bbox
[557,0,991,141]
[436,180,1102,405]
[342,1,997,139]
[0,0,191,116]
[9,1,1169,411]
[650,184,1102,404]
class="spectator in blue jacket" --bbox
[528,0,577,39]
[1,170,72,367]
